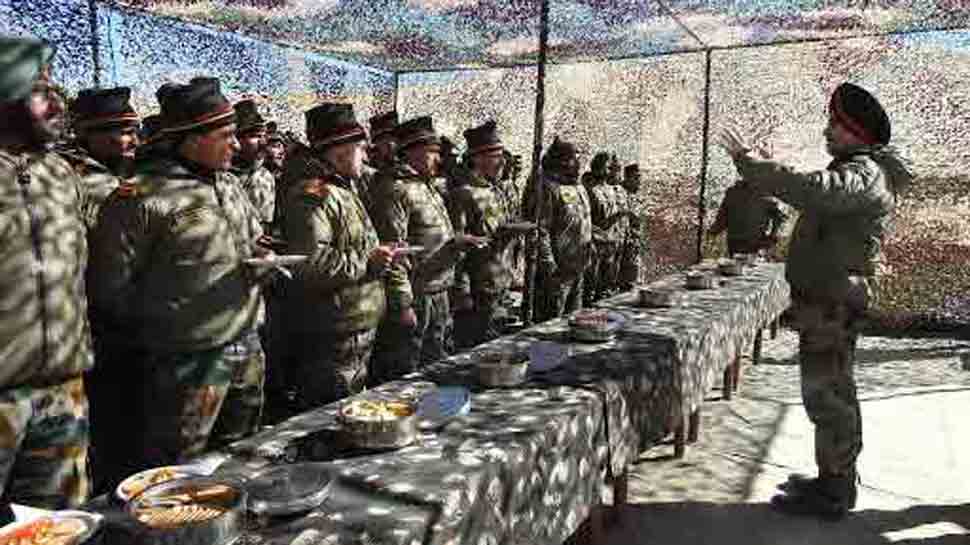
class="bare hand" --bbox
[368,245,394,273]
[399,307,418,328]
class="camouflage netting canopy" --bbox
[3,0,970,335]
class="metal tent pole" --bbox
[524,0,550,326]
[87,0,102,87]
[695,49,712,264]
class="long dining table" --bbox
[86,261,790,545]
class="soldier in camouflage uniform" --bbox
[583,152,628,304]
[524,137,592,322]
[359,111,399,217]
[707,176,787,256]
[281,103,393,409]
[619,164,645,289]
[447,121,524,348]
[89,78,269,471]
[371,116,484,379]
[59,87,140,230]
[0,37,93,509]
[722,82,912,520]
[232,99,276,234]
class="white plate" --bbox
[244,255,308,267]
[393,246,426,257]
[417,386,470,429]
[0,510,102,545]
[115,465,205,503]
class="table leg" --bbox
[753,328,763,366]
[722,365,733,401]
[732,355,742,393]
[613,469,629,507]
[687,409,700,443]
[674,416,687,458]
[770,318,779,339]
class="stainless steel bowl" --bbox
[717,259,744,276]
[477,358,529,387]
[638,287,678,307]
[125,477,246,545]
[685,271,716,289]
[337,400,419,450]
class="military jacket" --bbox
[447,170,517,296]
[282,147,386,335]
[88,155,263,353]
[536,173,593,278]
[372,164,456,310]
[735,145,912,301]
[0,149,93,389]
[234,159,276,226]
[587,176,629,245]
[710,181,786,245]
[60,148,123,230]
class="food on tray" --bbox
[340,400,415,421]
[133,505,227,529]
[0,517,86,545]
[131,484,235,529]
[570,309,611,327]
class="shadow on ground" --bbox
[602,501,969,545]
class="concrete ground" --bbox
[603,330,970,545]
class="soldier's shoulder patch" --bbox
[302,178,332,200]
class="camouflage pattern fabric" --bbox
[732,144,911,301]
[585,176,628,303]
[0,150,94,391]
[708,180,786,256]
[790,279,870,477]
[0,376,89,509]
[447,169,518,347]
[289,329,377,411]
[136,331,265,466]
[235,160,277,227]
[281,146,386,337]
[620,187,646,287]
[371,164,457,310]
[88,156,263,353]
[59,149,122,231]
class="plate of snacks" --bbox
[337,399,419,450]
[475,352,529,387]
[0,511,101,545]
[127,477,245,545]
[568,309,625,342]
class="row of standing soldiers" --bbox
[0,37,649,513]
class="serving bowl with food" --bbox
[0,511,101,545]
[568,309,624,343]
[126,477,245,545]
[475,352,529,387]
[637,286,681,308]
[731,253,758,266]
[337,398,419,450]
[685,270,716,290]
[717,258,744,276]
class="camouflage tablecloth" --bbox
[595,261,790,426]
[221,380,607,545]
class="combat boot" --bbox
[771,472,857,521]
[779,471,858,509]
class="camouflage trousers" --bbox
[619,240,641,290]
[453,291,506,350]
[791,277,871,478]
[290,329,377,411]
[372,291,452,384]
[0,377,89,509]
[585,242,621,305]
[138,330,265,468]
[539,273,584,322]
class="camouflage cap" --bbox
[542,136,578,170]
[0,37,55,103]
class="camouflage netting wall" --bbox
[3,0,969,333]
[1,0,395,137]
